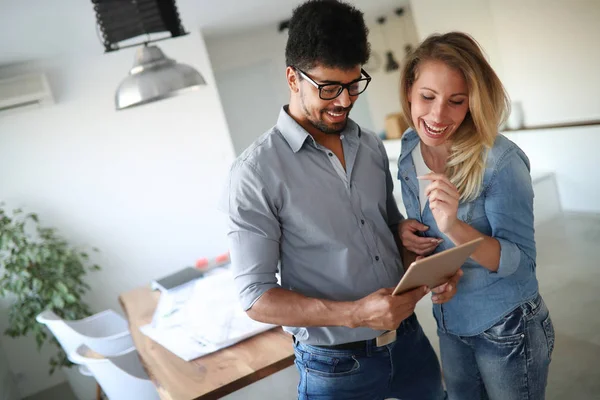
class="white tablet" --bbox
[392,237,484,296]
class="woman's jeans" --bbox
[439,294,555,400]
[293,314,446,400]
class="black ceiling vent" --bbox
[92,0,187,52]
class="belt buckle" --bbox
[375,330,397,347]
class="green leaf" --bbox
[64,294,77,304]
[35,332,44,349]
[56,282,69,294]
[52,295,65,309]
[32,279,42,292]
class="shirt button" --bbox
[375,256,380,261]
[404,176,409,181]
[361,219,365,225]
[328,152,333,157]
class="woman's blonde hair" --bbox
[399,32,510,202]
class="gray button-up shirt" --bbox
[223,106,404,345]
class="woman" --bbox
[397,32,555,399]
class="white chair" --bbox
[36,309,134,359]
[71,344,160,400]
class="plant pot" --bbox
[62,365,97,400]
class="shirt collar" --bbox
[277,106,360,153]
[399,127,420,162]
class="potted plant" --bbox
[0,204,100,378]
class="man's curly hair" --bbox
[285,0,370,71]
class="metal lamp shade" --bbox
[115,45,206,110]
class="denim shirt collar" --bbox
[399,128,420,163]
[397,128,421,208]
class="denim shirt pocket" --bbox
[457,197,491,235]
[457,197,484,222]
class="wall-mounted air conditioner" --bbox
[0,73,54,115]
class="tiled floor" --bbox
[25,212,600,400]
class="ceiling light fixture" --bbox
[91,0,206,110]
[114,44,205,110]
[377,17,400,73]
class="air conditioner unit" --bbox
[0,73,54,114]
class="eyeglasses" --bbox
[294,67,371,100]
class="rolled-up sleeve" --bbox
[223,161,281,310]
[484,150,537,277]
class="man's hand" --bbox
[399,219,442,256]
[353,286,429,331]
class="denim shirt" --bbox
[398,128,539,336]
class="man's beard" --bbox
[301,96,352,135]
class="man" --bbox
[222,1,460,398]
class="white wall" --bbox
[409,0,504,74]
[207,27,290,155]
[207,26,290,74]
[505,126,600,213]
[0,32,235,397]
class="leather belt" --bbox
[294,313,417,350]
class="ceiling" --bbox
[0,0,407,66]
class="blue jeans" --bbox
[294,314,446,400]
[438,294,555,400]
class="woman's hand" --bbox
[414,255,463,305]
[420,173,460,235]
[398,219,442,256]
[430,269,463,304]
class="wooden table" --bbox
[119,286,295,400]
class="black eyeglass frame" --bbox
[294,67,372,100]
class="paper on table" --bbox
[180,269,275,347]
[140,324,218,362]
[140,268,274,361]
[152,287,190,327]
